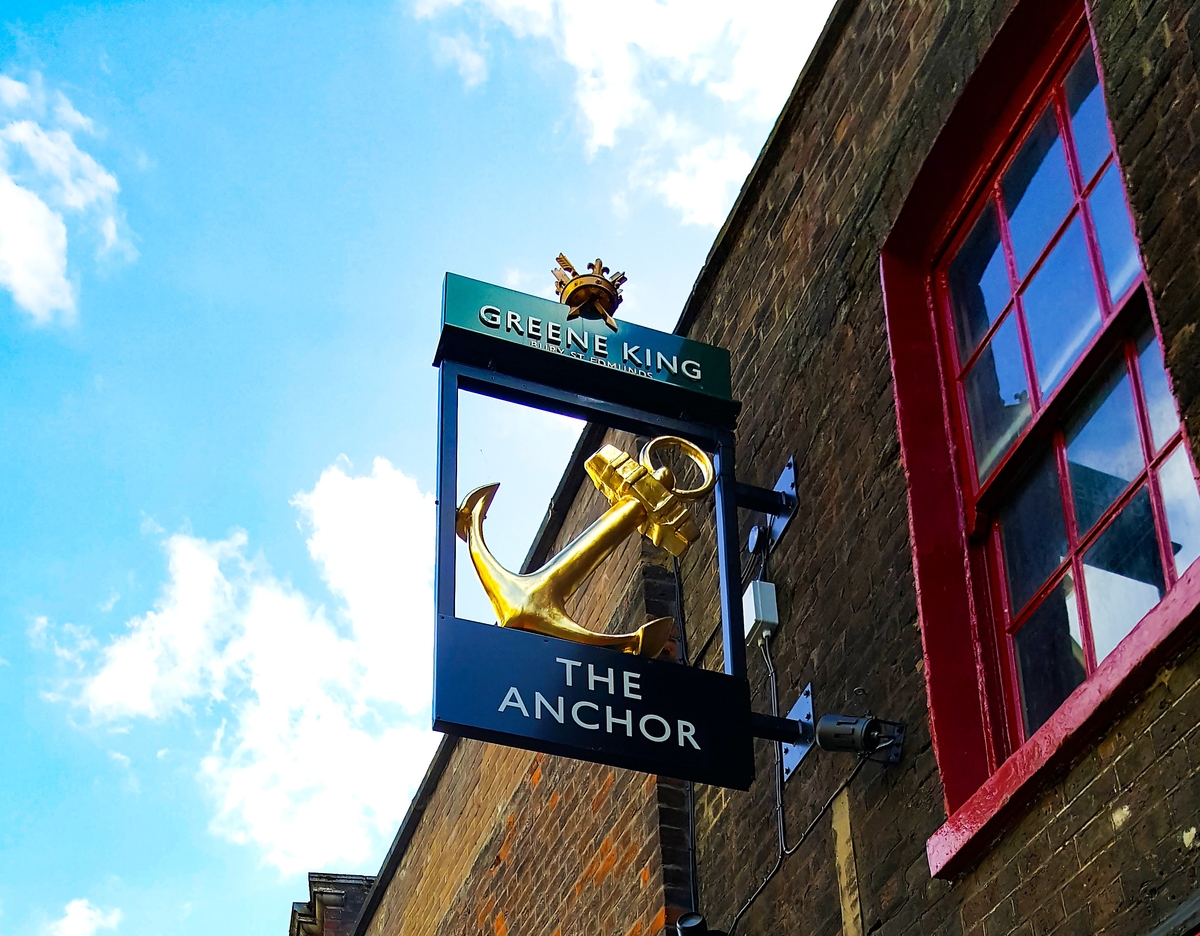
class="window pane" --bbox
[1066,363,1143,533]
[1137,329,1180,451]
[1001,451,1069,613]
[1159,445,1200,576]
[1022,218,1102,396]
[949,202,1011,361]
[1065,48,1111,184]
[1082,486,1165,663]
[1015,574,1086,737]
[963,314,1031,479]
[1089,166,1141,301]
[1003,107,1076,276]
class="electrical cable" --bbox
[724,636,869,936]
[761,637,819,857]
[761,638,790,851]
[692,621,722,669]
[674,556,691,667]
[740,548,766,590]
[725,754,867,936]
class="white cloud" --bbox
[413,0,836,224]
[658,137,754,227]
[0,173,73,322]
[29,614,98,669]
[0,73,134,323]
[433,33,489,87]
[1,121,116,210]
[53,92,97,135]
[58,457,440,874]
[0,76,31,108]
[290,457,436,711]
[82,533,243,720]
[44,900,121,936]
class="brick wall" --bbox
[670,0,1200,934]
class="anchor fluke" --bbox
[456,483,498,542]
[635,616,675,659]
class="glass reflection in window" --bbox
[1159,446,1200,576]
[1003,107,1076,276]
[1001,452,1069,613]
[1082,486,1165,663]
[1015,574,1086,737]
[1021,218,1101,396]
[949,202,1011,361]
[1138,330,1180,451]
[964,314,1030,479]
[1066,363,1143,533]
[1065,48,1111,184]
[1089,167,1141,301]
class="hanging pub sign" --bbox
[431,255,772,790]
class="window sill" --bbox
[926,560,1200,879]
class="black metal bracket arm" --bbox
[750,712,814,745]
[733,483,795,516]
[734,457,797,552]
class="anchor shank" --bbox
[535,496,647,600]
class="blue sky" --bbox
[0,3,833,935]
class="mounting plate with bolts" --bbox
[739,458,798,555]
[873,719,906,765]
[768,457,797,551]
[781,683,814,781]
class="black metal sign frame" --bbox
[436,361,752,670]
[433,285,797,790]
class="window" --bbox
[881,0,1200,877]
[935,39,1200,753]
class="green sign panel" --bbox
[435,274,737,425]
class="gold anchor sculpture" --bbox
[457,435,715,658]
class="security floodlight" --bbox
[815,714,905,762]
[815,714,882,753]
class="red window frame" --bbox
[932,30,1193,759]
[880,0,1200,878]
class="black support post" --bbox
[435,363,460,619]
[713,435,747,678]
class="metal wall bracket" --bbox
[782,684,814,781]
[871,719,906,765]
[747,683,814,782]
[734,457,797,552]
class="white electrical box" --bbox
[742,580,779,646]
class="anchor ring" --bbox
[639,436,716,500]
